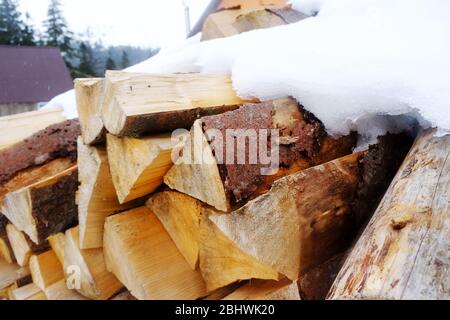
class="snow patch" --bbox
[44,0,450,144]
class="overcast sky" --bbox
[18,0,210,48]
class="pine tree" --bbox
[43,0,74,60]
[0,0,35,45]
[77,42,96,77]
[21,13,36,46]
[120,50,130,69]
[105,56,116,71]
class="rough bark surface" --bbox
[30,168,79,244]
[298,252,347,300]
[165,98,356,212]
[328,129,450,300]
[0,119,80,184]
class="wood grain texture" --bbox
[64,227,122,300]
[164,99,355,212]
[328,129,450,300]
[103,207,207,300]
[0,107,65,150]
[78,138,140,249]
[0,259,29,290]
[107,133,181,204]
[101,71,245,136]
[29,250,64,291]
[2,166,78,244]
[75,78,105,145]
[6,224,49,267]
[209,152,362,281]
[146,190,203,270]
[164,120,229,212]
[43,279,89,300]
[200,209,280,292]
[11,283,46,300]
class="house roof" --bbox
[0,46,73,104]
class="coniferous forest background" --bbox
[0,0,160,78]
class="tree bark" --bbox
[207,152,363,281]
[101,71,246,136]
[328,129,450,300]
[6,224,49,267]
[164,98,356,212]
[0,119,80,185]
[2,166,78,244]
[0,107,65,150]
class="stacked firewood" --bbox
[1,4,449,301]
[0,69,449,300]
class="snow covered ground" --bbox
[45,0,450,144]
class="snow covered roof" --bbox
[0,46,73,104]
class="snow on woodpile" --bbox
[46,0,450,143]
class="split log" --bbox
[78,138,143,249]
[147,190,280,291]
[201,8,246,41]
[328,129,450,300]
[0,158,75,202]
[233,6,308,33]
[101,71,246,136]
[6,224,49,267]
[146,190,203,269]
[43,279,89,300]
[200,209,280,291]
[206,152,362,281]
[11,283,46,300]
[103,206,207,300]
[0,259,29,290]
[201,5,307,41]
[75,78,105,145]
[1,165,79,244]
[107,133,183,204]
[0,107,65,150]
[164,98,356,212]
[29,250,64,291]
[0,119,80,185]
[222,278,301,300]
[64,226,123,300]
[47,233,66,266]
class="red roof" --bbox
[0,45,73,104]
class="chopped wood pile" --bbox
[0,4,448,301]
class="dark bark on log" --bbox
[0,119,80,184]
[0,214,7,237]
[166,98,356,211]
[298,252,347,300]
[2,166,79,244]
[30,168,79,244]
